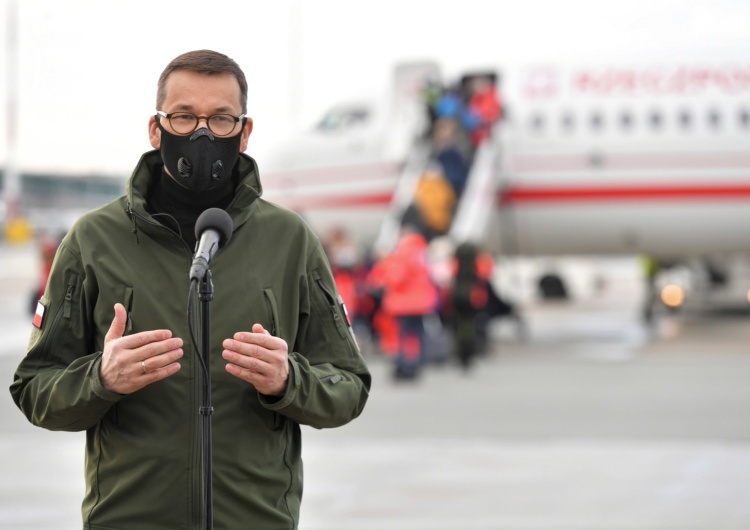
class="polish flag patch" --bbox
[340,302,351,327]
[32,302,46,329]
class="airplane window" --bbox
[589,111,604,132]
[560,113,575,133]
[649,110,663,130]
[678,110,692,130]
[530,113,545,133]
[349,109,369,124]
[707,109,722,129]
[619,111,634,130]
[739,109,750,129]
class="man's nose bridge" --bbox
[196,115,210,127]
[190,127,215,142]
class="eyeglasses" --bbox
[156,110,246,137]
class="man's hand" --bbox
[222,324,289,396]
[100,303,183,394]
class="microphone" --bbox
[189,208,234,281]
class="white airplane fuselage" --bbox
[495,63,750,261]
[260,61,750,268]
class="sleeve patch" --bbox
[340,301,352,327]
[32,301,47,329]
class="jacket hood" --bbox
[126,150,263,238]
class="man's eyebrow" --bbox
[213,105,238,114]
[168,104,238,114]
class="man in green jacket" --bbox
[10,49,371,530]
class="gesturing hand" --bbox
[222,323,289,396]
[100,303,184,394]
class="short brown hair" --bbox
[156,50,248,113]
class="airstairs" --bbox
[373,122,504,256]
[372,140,434,256]
[448,123,503,251]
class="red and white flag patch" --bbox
[32,302,47,329]
[340,301,351,326]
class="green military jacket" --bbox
[10,150,371,530]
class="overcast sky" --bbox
[1,0,749,176]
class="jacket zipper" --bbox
[39,279,76,359]
[263,288,278,336]
[315,278,341,324]
[129,201,229,526]
[315,278,357,356]
[63,284,74,317]
[134,204,203,527]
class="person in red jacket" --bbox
[466,76,502,147]
[367,229,439,380]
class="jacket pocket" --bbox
[262,288,279,337]
[122,286,134,335]
[37,273,81,360]
[312,271,347,339]
[311,270,358,356]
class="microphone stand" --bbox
[198,270,214,530]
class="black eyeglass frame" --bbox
[155,110,247,137]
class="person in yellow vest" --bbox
[413,164,457,240]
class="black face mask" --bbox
[157,120,242,193]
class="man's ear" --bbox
[240,118,254,152]
[149,116,161,149]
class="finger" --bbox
[135,337,184,363]
[140,346,184,374]
[225,362,265,384]
[104,303,128,344]
[252,323,268,335]
[224,357,288,396]
[231,330,281,350]
[222,339,274,366]
[221,348,269,374]
[140,360,182,383]
[118,329,175,351]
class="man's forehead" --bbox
[164,70,241,102]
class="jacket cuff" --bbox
[90,355,124,402]
[258,357,300,410]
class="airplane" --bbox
[258,54,750,319]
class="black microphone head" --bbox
[194,208,233,247]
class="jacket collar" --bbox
[126,150,263,235]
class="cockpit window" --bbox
[317,107,370,131]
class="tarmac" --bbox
[1,241,750,529]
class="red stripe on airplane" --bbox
[280,192,393,210]
[274,184,750,210]
[500,184,750,204]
